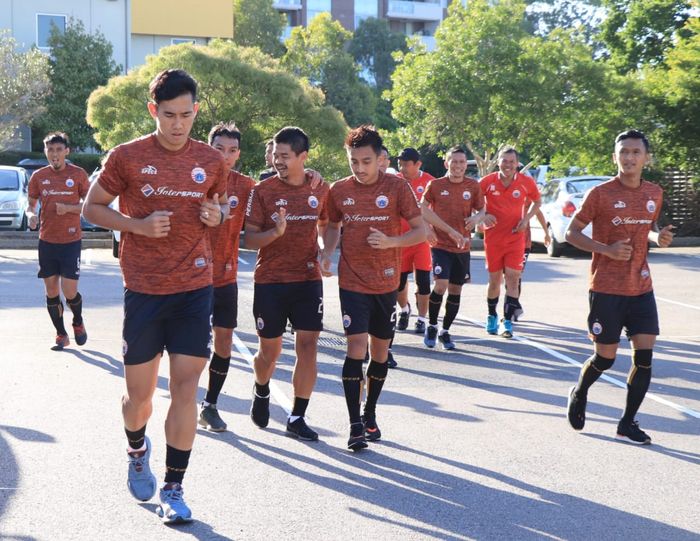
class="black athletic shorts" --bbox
[212,282,238,329]
[587,290,659,344]
[37,239,81,280]
[253,280,323,339]
[339,288,397,339]
[122,285,213,365]
[431,248,471,285]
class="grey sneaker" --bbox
[198,402,227,432]
[157,482,193,524]
[127,436,157,502]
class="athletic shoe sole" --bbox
[285,429,319,442]
[197,418,227,432]
[614,433,652,445]
[156,507,193,524]
[348,437,368,452]
[566,385,585,431]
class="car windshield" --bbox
[0,170,19,190]
[566,178,606,194]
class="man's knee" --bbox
[633,349,652,369]
[591,353,616,372]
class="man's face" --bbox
[398,159,420,180]
[212,135,240,171]
[347,145,380,184]
[273,142,307,180]
[148,93,198,151]
[498,152,518,178]
[613,138,648,176]
[265,143,274,167]
[378,149,389,173]
[44,143,69,170]
[446,152,467,178]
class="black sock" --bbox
[363,360,389,418]
[46,296,67,335]
[66,292,83,326]
[342,356,364,423]
[125,424,146,451]
[504,296,518,321]
[575,353,615,398]
[621,350,652,424]
[164,445,191,485]
[291,397,310,417]
[205,353,230,404]
[487,297,498,317]
[255,380,270,397]
[442,294,461,330]
[428,290,443,326]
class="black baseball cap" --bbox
[397,147,421,162]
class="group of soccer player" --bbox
[25,68,674,525]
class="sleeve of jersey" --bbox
[399,182,421,221]
[208,159,228,199]
[98,148,127,196]
[326,187,342,223]
[28,173,39,199]
[573,188,598,226]
[473,184,485,211]
[526,178,541,201]
[423,181,435,205]
[79,171,90,198]
[245,187,265,228]
[318,187,330,222]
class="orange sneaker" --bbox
[51,334,70,351]
[72,323,87,346]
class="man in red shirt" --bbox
[83,69,229,524]
[565,130,674,445]
[479,148,541,338]
[27,132,90,351]
[198,122,256,433]
[321,126,425,451]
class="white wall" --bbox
[130,35,208,68]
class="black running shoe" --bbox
[250,385,270,428]
[438,331,456,350]
[566,386,586,431]
[347,422,368,451]
[72,323,87,346]
[616,420,652,445]
[286,417,319,441]
[414,319,426,334]
[397,305,410,331]
[199,402,227,432]
[362,415,382,442]
[386,350,397,369]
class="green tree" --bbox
[601,0,692,72]
[87,40,349,178]
[0,31,51,150]
[233,0,286,57]
[349,17,408,92]
[33,19,121,151]
[283,13,376,127]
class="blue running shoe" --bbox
[424,325,438,348]
[486,315,498,335]
[127,436,157,502]
[157,483,193,524]
[500,319,513,339]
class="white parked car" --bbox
[530,175,610,257]
[0,166,30,230]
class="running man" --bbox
[246,126,329,441]
[83,69,229,524]
[565,129,674,445]
[198,122,256,432]
[396,147,435,334]
[321,126,425,451]
[422,147,485,350]
[479,147,541,338]
[27,132,90,351]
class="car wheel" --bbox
[112,233,119,258]
[17,213,28,231]
[547,225,563,257]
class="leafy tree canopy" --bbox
[232,0,286,57]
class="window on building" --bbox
[36,14,66,49]
[171,38,196,45]
[354,0,378,28]
[307,0,331,23]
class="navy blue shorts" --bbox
[339,288,397,339]
[587,290,659,344]
[253,281,323,339]
[37,239,81,280]
[212,282,238,329]
[431,248,471,285]
[122,285,213,365]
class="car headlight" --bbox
[0,201,20,210]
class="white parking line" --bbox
[459,316,700,419]
[231,332,292,415]
[656,296,700,311]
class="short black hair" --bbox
[344,125,383,155]
[208,122,241,145]
[149,69,198,103]
[499,146,519,160]
[265,139,274,149]
[274,126,310,155]
[446,146,468,160]
[615,129,650,152]
[380,145,389,155]
[43,132,70,148]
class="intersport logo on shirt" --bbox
[343,213,390,223]
[611,216,652,226]
[141,184,204,199]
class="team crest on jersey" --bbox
[229,195,239,208]
[591,322,603,335]
[416,185,425,194]
[434,265,443,276]
[463,191,471,200]
[141,184,154,197]
[194,257,206,268]
[646,200,656,213]
[641,268,650,278]
[308,195,319,209]
[512,189,521,199]
[65,179,74,188]
[257,317,265,330]
[376,195,389,208]
[342,314,352,328]
[191,167,207,184]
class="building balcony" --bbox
[386,0,443,22]
[273,0,302,10]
